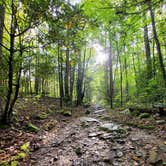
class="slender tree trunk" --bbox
[77,49,82,105]
[8,63,22,119]
[109,43,114,108]
[115,41,123,107]
[104,62,109,100]
[131,50,139,97]
[35,56,39,95]
[0,4,5,59]
[2,1,16,123]
[143,20,152,79]
[65,47,70,100]
[124,57,129,102]
[58,43,63,108]
[29,59,32,94]
[147,0,166,86]
[152,39,156,77]
[70,66,75,102]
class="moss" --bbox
[20,142,30,153]
[75,147,82,156]
[59,109,72,116]
[130,109,140,116]
[12,152,26,160]
[35,112,48,120]
[137,124,155,130]
[27,123,39,132]
[85,110,90,114]
[139,113,151,119]
[43,121,55,131]
[11,161,19,166]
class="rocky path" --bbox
[24,106,166,166]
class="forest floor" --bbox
[0,97,166,166]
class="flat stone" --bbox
[121,109,130,115]
[94,109,105,114]
[80,117,100,123]
[148,151,159,164]
[116,151,123,158]
[88,132,103,137]
[135,151,143,157]
[156,120,165,125]
[113,161,120,166]
[116,139,125,144]
[99,123,119,132]
[159,144,166,153]
[131,137,139,142]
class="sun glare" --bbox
[93,43,108,65]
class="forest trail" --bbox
[23,105,166,166]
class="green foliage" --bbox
[59,108,72,116]
[27,123,40,132]
[35,112,49,120]
[139,113,151,119]
[20,142,30,153]
[12,152,27,160]
[136,124,155,130]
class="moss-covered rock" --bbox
[139,113,151,119]
[43,120,55,131]
[35,112,48,120]
[75,147,83,156]
[137,124,155,130]
[130,109,140,116]
[27,123,39,132]
[59,108,72,116]
[20,142,30,153]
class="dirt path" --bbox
[24,106,166,166]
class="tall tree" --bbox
[147,0,166,86]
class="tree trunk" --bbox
[58,43,63,108]
[70,66,75,102]
[8,63,22,120]
[77,48,86,106]
[109,43,114,108]
[2,1,16,123]
[65,47,70,100]
[115,41,123,107]
[143,21,152,79]
[35,56,39,95]
[0,4,5,58]
[147,0,166,86]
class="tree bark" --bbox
[2,0,16,123]
[77,48,86,106]
[65,47,70,100]
[124,57,129,102]
[0,4,5,58]
[147,0,166,86]
[143,20,152,79]
[58,42,64,108]
[109,42,114,108]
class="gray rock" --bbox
[113,161,120,166]
[94,109,105,114]
[159,144,166,153]
[156,120,165,125]
[121,109,130,115]
[88,132,103,137]
[80,117,100,123]
[99,123,119,132]
[116,139,125,144]
[149,151,159,164]
[116,150,123,158]
[131,137,139,142]
[135,151,143,157]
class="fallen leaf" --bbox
[133,156,139,161]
